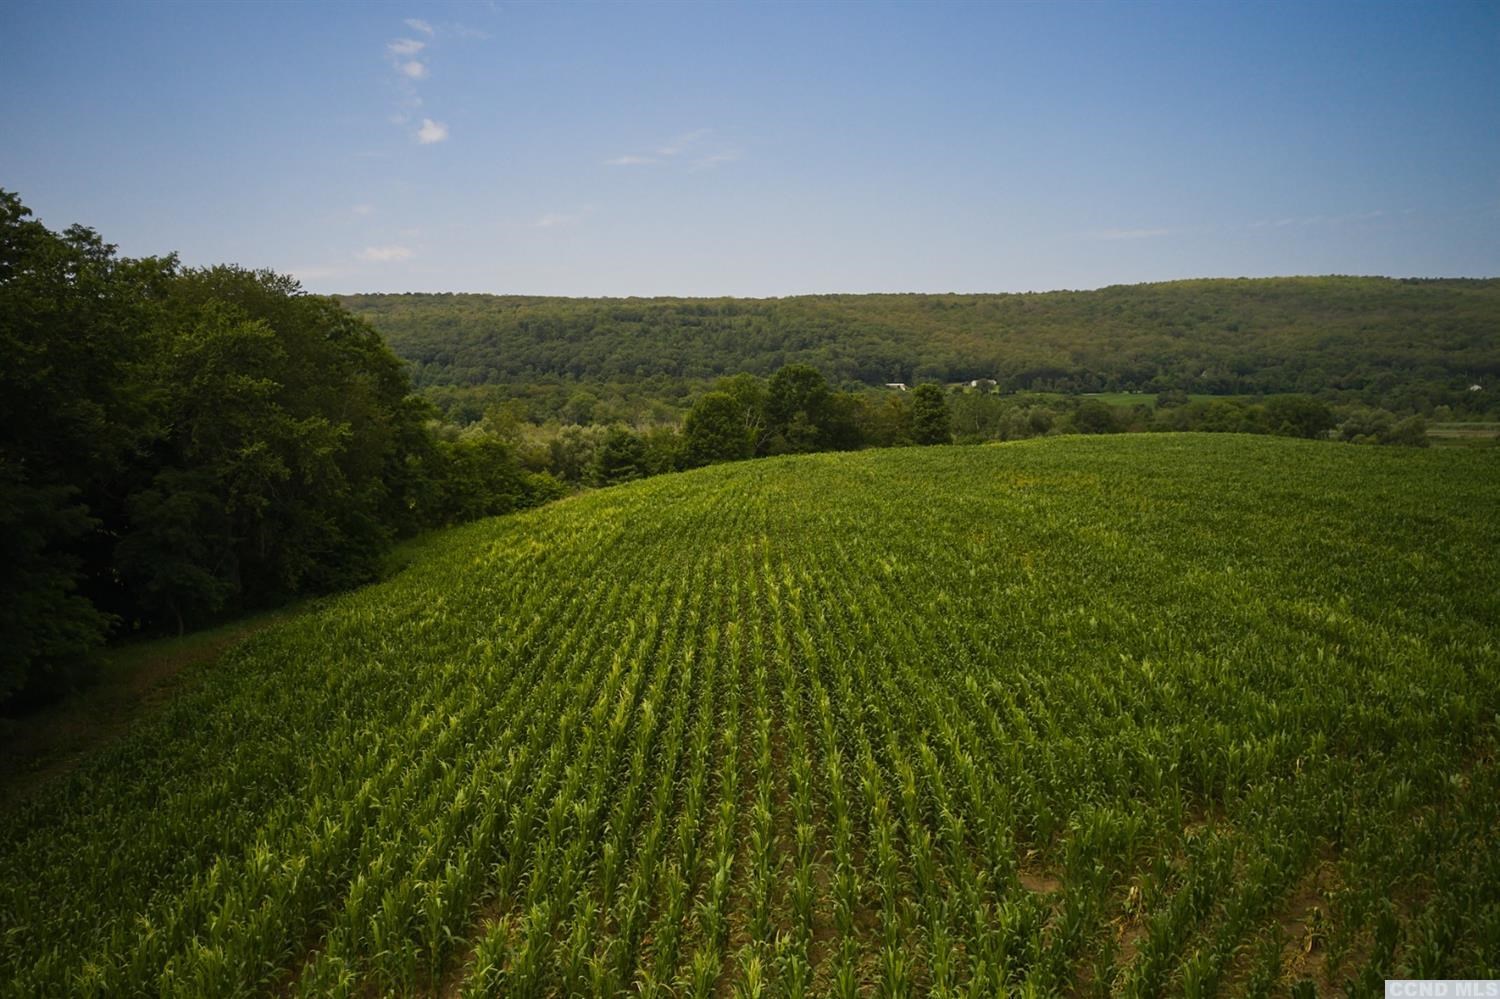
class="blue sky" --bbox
[2,1,1497,296]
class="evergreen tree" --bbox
[594,426,648,485]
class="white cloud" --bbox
[607,129,721,168]
[691,150,741,171]
[384,23,442,140]
[357,245,414,263]
[352,204,374,216]
[1089,227,1174,241]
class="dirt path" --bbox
[0,610,292,807]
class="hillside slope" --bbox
[339,277,1500,405]
[3,435,1498,994]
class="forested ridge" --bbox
[340,278,1500,412]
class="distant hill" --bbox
[339,277,1500,410]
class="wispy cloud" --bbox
[523,203,596,230]
[1248,210,1387,230]
[352,204,374,216]
[690,150,741,172]
[1248,216,1320,229]
[1089,227,1175,241]
[607,129,736,170]
[656,129,710,156]
[449,22,492,40]
[357,245,414,263]
[384,17,458,144]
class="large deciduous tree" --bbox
[1264,395,1335,439]
[909,383,952,445]
[683,391,752,466]
[765,364,833,454]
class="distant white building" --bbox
[884,382,909,391]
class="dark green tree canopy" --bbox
[594,426,648,486]
[909,384,952,445]
[766,364,835,454]
[684,391,752,466]
[1264,395,1335,439]
[1,191,174,699]
[1,190,549,706]
[713,372,770,454]
[1073,398,1120,434]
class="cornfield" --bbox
[2,434,1497,996]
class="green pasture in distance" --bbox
[1077,390,1157,407]
[992,390,1250,409]
[1075,391,1248,409]
[1427,422,1500,447]
[2,434,1497,996]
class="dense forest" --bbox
[0,192,558,708]
[340,279,1500,421]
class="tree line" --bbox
[0,192,557,708]
[448,366,1436,505]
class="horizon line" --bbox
[318,273,1500,301]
